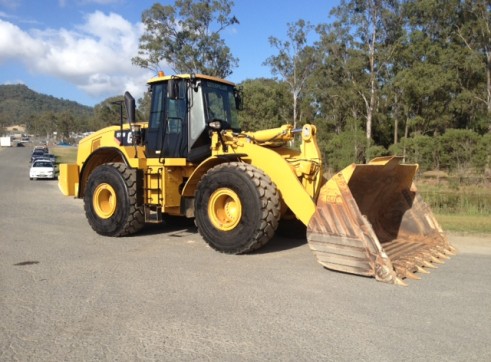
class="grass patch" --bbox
[418,183,491,216]
[51,146,77,164]
[434,214,491,234]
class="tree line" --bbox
[249,0,490,173]
[3,0,489,175]
[133,0,490,174]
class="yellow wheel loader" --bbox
[58,73,455,285]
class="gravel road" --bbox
[1,146,490,361]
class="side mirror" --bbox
[207,118,229,152]
[207,118,232,131]
[207,119,225,131]
[168,79,180,100]
[234,87,243,110]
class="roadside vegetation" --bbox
[51,147,77,164]
[418,181,491,234]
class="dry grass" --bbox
[51,146,77,164]
[434,214,491,234]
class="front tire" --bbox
[84,163,144,236]
[195,162,280,254]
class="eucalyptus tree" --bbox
[237,78,291,131]
[137,91,152,122]
[33,112,57,140]
[396,0,481,136]
[57,111,75,140]
[89,97,128,131]
[264,20,318,129]
[314,22,366,136]
[454,0,491,130]
[328,0,403,148]
[132,0,239,78]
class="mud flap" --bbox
[307,156,456,285]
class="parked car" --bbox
[33,145,49,153]
[30,150,47,163]
[29,160,56,180]
[41,153,56,163]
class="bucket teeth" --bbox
[421,251,444,264]
[394,277,408,287]
[415,265,430,274]
[431,255,445,264]
[436,251,450,260]
[404,271,421,280]
[436,245,457,256]
[443,247,457,256]
[425,261,438,268]
[415,256,437,269]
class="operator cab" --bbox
[144,74,241,162]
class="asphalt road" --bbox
[1,145,490,361]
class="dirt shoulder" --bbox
[449,232,491,255]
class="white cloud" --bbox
[0,20,45,59]
[0,11,154,102]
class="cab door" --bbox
[145,80,188,159]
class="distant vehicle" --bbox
[29,160,56,180]
[42,153,56,163]
[16,142,25,147]
[30,150,47,163]
[33,145,49,153]
[1,136,12,147]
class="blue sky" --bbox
[0,0,338,107]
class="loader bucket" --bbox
[307,156,456,285]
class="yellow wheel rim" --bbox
[208,188,242,231]
[93,183,117,219]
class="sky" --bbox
[0,0,339,107]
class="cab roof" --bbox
[147,73,236,87]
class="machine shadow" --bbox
[137,216,197,237]
[136,217,308,254]
[254,220,308,254]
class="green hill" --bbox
[0,84,93,129]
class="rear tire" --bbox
[84,163,144,236]
[195,162,280,254]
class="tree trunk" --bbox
[393,93,399,144]
[403,118,409,163]
[366,29,376,142]
[394,118,398,144]
[293,93,298,130]
[487,50,491,128]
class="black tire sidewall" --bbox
[195,165,264,253]
[84,164,131,236]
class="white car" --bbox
[30,160,56,180]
